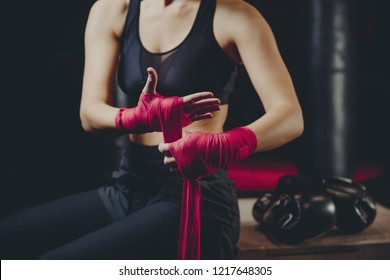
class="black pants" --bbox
[0,142,240,260]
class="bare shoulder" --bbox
[216,0,265,21]
[215,0,269,37]
[89,0,128,16]
[87,0,129,38]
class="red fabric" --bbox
[115,92,192,133]
[117,92,258,259]
[228,158,386,192]
[177,178,201,259]
[116,93,191,257]
[228,157,298,191]
[168,127,258,259]
[353,162,386,182]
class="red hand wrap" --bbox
[124,91,258,260]
[115,92,192,133]
[168,127,258,259]
[169,128,258,179]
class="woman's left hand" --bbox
[158,127,258,178]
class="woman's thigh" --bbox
[0,189,112,259]
[39,200,181,260]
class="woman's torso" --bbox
[114,0,241,146]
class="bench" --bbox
[237,198,390,259]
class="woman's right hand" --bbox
[142,67,221,126]
[116,67,221,133]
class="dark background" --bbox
[1,0,389,218]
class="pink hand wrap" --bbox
[168,127,258,259]
[115,92,192,133]
[169,129,258,179]
[119,91,257,260]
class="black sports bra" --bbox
[117,0,238,106]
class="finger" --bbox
[189,106,221,121]
[183,98,221,110]
[192,98,221,106]
[142,67,158,94]
[191,105,220,116]
[190,113,213,121]
[158,143,172,156]
[163,156,178,167]
[182,91,214,104]
[184,103,220,116]
[169,167,180,173]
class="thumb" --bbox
[142,67,158,94]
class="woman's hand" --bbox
[116,67,221,133]
[158,127,258,178]
[143,67,221,125]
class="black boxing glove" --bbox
[276,174,377,234]
[252,192,276,224]
[323,176,377,234]
[253,190,336,244]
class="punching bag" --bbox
[302,0,357,178]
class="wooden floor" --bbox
[237,198,390,259]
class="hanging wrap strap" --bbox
[158,95,257,260]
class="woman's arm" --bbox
[80,0,221,135]
[224,1,304,152]
[79,0,126,133]
[159,2,304,170]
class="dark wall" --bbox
[1,0,389,217]
[227,0,390,165]
[1,0,107,217]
